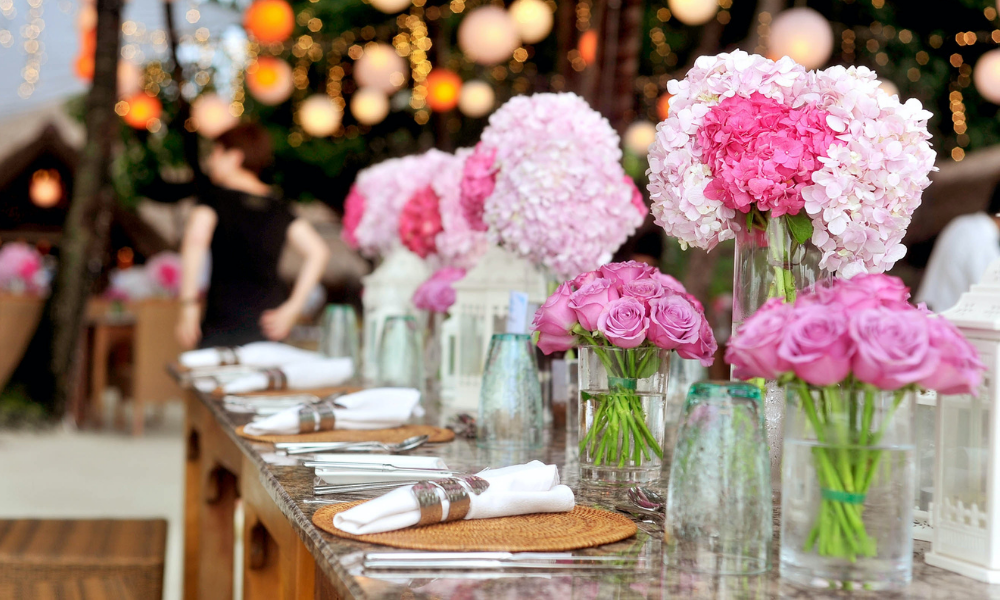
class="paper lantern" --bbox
[656,93,672,121]
[192,93,239,138]
[246,57,294,105]
[370,0,411,13]
[578,30,597,65]
[350,87,390,125]
[768,8,834,70]
[122,93,162,129]
[877,80,899,98]
[624,121,656,156]
[355,43,408,94]
[426,68,462,112]
[299,94,343,137]
[667,0,718,26]
[74,54,94,81]
[118,60,142,98]
[509,0,553,44]
[29,169,62,208]
[458,6,520,65]
[243,0,294,44]
[975,49,1000,104]
[458,80,494,117]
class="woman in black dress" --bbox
[176,124,330,349]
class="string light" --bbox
[19,0,44,98]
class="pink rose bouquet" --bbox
[531,261,717,468]
[726,274,984,563]
[0,242,49,296]
[412,267,466,314]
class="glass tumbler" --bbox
[319,304,361,363]
[476,333,543,450]
[665,381,772,575]
[375,315,424,390]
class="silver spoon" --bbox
[285,435,430,455]
[627,485,666,512]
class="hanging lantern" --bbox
[578,30,597,65]
[768,7,834,70]
[350,87,390,125]
[458,6,520,65]
[877,80,899,98]
[121,93,162,129]
[246,57,294,106]
[426,68,462,112]
[656,93,672,121]
[975,49,1000,104]
[354,43,408,94]
[29,169,63,208]
[243,0,295,44]
[299,94,343,137]
[458,80,495,118]
[73,27,96,81]
[624,121,656,156]
[667,0,718,26]
[509,0,553,44]
[370,0,411,13]
[191,93,239,138]
[117,60,143,98]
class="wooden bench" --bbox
[0,519,167,599]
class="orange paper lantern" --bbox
[74,54,94,81]
[578,30,597,65]
[246,57,294,105]
[656,93,672,121]
[122,93,162,129]
[425,68,462,112]
[244,0,295,44]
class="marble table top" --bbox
[194,390,1000,599]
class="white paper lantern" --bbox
[667,0,717,26]
[458,80,495,118]
[975,49,1000,104]
[458,6,520,65]
[191,93,239,138]
[509,0,553,44]
[370,0,411,13]
[350,87,390,125]
[877,79,899,98]
[768,8,834,70]
[355,43,408,94]
[117,60,142,98]
[299,94,343,137]
[623,121,656,156]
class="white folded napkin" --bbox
[315,454,448,486]
[332,461,576,535]
[242,387,421,435]
[221,358,354,394]
[180,342,323,368]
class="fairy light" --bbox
[405,9,431,123]
[754,11,771,55]
[717,0,731,25]
[841,29,855,63]
[19,0,44,98]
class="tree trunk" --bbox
[2,0,122,415]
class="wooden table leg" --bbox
[90,323,109,429]
[183,395,201,600]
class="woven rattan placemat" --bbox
[310,501,637,551]
[235,424,455,444]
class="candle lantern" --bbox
[926,259,1000,582]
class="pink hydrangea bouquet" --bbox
[0,242,49,296]
[146,252,182,297]
[727,274,984,564]
[460,93,647,279]
[412,267,466,314]
[532,261,717,468]
[647,51,935,283]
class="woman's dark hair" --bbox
[215,123,274,175]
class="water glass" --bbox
[665,381,772,575]
[476,333,543,450]
[318,304,360,363]
[375,315,424,390]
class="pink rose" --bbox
[652,272,687,295]
[849,307,939,390]
[572,270,600,290]
[412,267,466,313]
[531,282,577,335]
[598,260,656,288]
[776,305,854,386]
[621,277,664,309]
[569,278,620,332]
[810,274,911,311]
[597,297,648,349]
[725,302,793,380]
[647,294,701,351]
[536,330,577,355]
[920,318,985,395]
[677,319,718,367]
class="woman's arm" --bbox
[176,205,217,349]
[260,218,331,341]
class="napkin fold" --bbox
[332,461,575,535]
[180,342,323,369]
[243,387,422,435]
[221,358,354,394]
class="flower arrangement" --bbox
[460,93,646,279]
[412,266,466,313]
[433,147,489,271]
[532,261,716,468]
[727,274,984,563]
[398,186,443,259]
[0,242,50,296]
[146,252,182,296]
[647,51,935,280]
[105,252,186,301]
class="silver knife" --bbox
[363,552,640,570]
[306,462,460,474]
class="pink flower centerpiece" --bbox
[146,252,182,297]
[412,267,466,314]
[0,242,49,296]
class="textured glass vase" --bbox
[732,216,822,489]
[477,333,544,451]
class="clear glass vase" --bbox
[578,345,670,485]
[732,215,823,489]
[780,382,915,590]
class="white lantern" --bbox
[667,0,717,26]
[623,121,656,156]
[117,60,143,98]
[350,87,390,125]
[768,7,834,70]
[975,49,1000,104]
[439,246,548,412]
[299,94,343,137]
[191,93,239,138]
[354,43,408,94]
[458,6,520,66]
[878,79,900,99]
[926,259,1000,582]
[458,80,495,118]
[509,0,553,44]
[370,0,411,13]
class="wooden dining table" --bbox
[173,370,997,599]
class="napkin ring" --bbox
[458,475,490,496]
[435,479,471,523]
[262,368,288,391]
[412,482,443,527]
[215,347,239,366]
[298,402,336,433]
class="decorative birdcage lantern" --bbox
[439,246,548,412]
[360,247,429,383]
[926,259,1000,582]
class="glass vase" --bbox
[732,215,823,489]
[780,382,915,590]
[578,345,670,486]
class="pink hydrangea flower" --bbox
[341,184,365,249]
[412,267,466,313]
[625,176,649,219]
[0,242,46,296]
[398,186,444,259]
[146,252,182,297]
[435,147,489,270]
[459,143,496,233]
